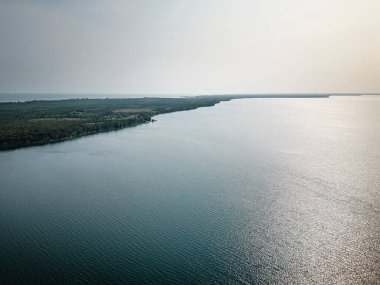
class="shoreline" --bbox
[0,94,357,151]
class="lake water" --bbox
[0,96,379,284]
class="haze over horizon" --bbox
[1,0,379,95]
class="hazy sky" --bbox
[0,0,379,94]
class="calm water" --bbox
[0,97,379,284]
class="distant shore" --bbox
[0,92,376,103]
[0,94,363,150]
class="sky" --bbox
[0,0,379,95]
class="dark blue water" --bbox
[1,97,379,284]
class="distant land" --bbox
[0,94,375,150]
[0,93,379,102]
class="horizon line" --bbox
[1,92,379,96]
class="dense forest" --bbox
[0,97,232,150]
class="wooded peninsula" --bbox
[0,95,331,150]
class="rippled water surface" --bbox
[1,96,379,284]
